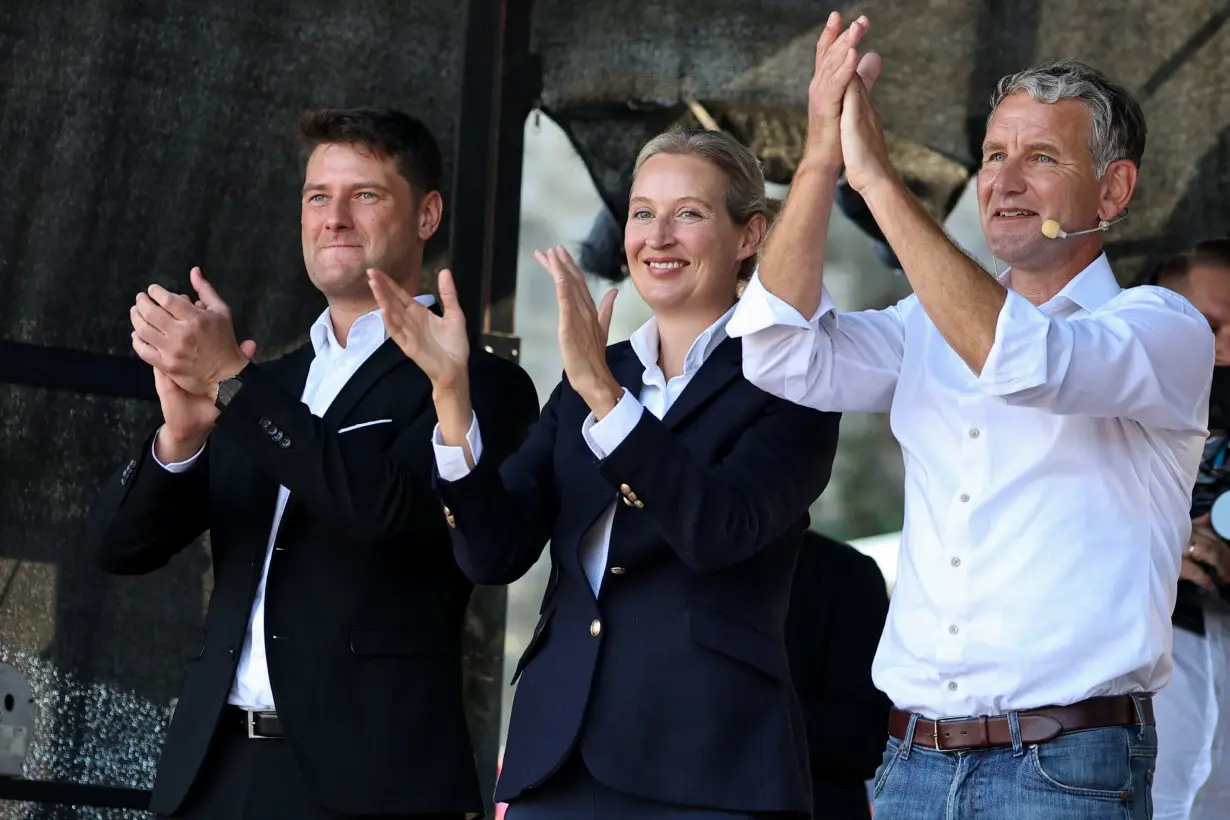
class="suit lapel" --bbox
[660,336,742,430]
[321,338,423,427]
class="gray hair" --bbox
[633,129,778,282]
[990,59,1147,178]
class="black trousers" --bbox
[164,723,464,820]
[503,751,800,820]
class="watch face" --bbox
[216,377,241,409]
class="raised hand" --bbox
[839,72,896,194]
[806,12,882,173]
[369,267,475,463]
[533,245,620,418]
[130,267,250,398]
[369,267,470,391]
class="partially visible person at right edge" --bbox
[726,10,1214,820]
[1152,240,1230,820]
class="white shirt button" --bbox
[951,557,961,567]
[969,428,980,438]
[949,624,959,635]
[959,493,970,503]
[948,681,958,691]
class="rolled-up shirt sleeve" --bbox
[977,286,1214,430]
[433,413,485,482]
[727,272,908,413]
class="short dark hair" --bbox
[297,107,443,197]
[1153,238,1230,288]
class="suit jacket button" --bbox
[621,496,634,507]
[609,567,626,575]
[633,500,645,509]
[279,438,291,448]
[260,418,272,429]
[619,483,632,496]
[589,619,602,637]
[271,431,284,442]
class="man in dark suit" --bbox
[785,530,891,820]
[87,108,539,819]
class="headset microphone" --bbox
[1040,210,1129,239]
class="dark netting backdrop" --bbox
[534,0,1230,284]
[0,2,465,818]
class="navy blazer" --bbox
[436,336,841,815]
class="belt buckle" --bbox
[932,716,965,751]
[245,709,274,740]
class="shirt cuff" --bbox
[433,413,484,482]
[726,272,835,337]
[151,431,206,473]
[581,388,644,459]
[976,289,1051,395]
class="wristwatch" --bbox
[215,371,245,411]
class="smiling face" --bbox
[623,152,761,318]
[300,142,437,301]
[977,91,1131,272]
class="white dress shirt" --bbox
[435,305,736,595]
[155,298,433,709]
[726,254,1213,718]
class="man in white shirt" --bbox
[726,12,1214,820]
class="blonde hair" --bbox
[632,129,778,282]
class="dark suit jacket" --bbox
[785,531,891,820]
[87,338,539,817]
[436,337,841,815]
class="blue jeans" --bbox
[872,705,1158,819]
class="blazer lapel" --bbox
[321,338,423,427]
[660,336,742,430]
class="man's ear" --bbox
[1098,159,1136,224]
[418,190,444,241]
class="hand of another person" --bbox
[533,246,621,419]
[839,72,897,195]
[805,12,881,173]
[369,267,476,463]
[1183,513,1230,591]
[130,267,252,399]
[369,267,470,393]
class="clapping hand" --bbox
[533,246,621,418]
[369,267,470,393]
[130,267,253,398]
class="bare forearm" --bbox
[757,161,841,318]
[154,426,210,463]
[861,177,1006,373]
[434,380,476,468]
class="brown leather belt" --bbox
[888,694,1154,752]
[222,706,285,739]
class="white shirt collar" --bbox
[309,294,436,358]
[629,303,737,381]
[998,252,1122,315]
